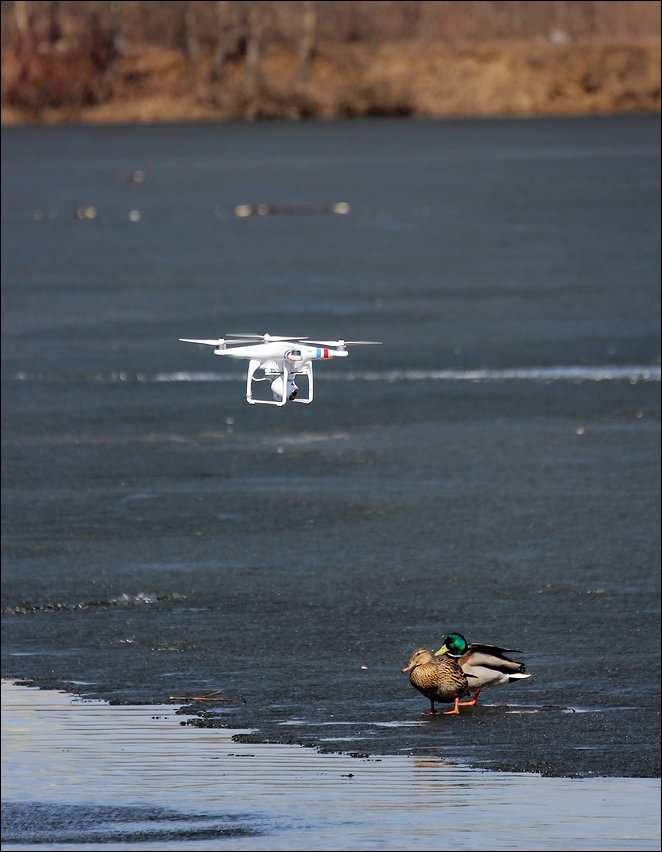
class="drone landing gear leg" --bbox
[292,362,314,403]
[246,360,261,404]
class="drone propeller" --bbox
[179,338,221,346]
[306,339,382,346]
[179,337,254,346]
[225,333,265,339]
[226,333,309,342]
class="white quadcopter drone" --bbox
[179,333,381,406]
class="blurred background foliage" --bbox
[1,0,660,122]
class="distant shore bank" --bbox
[2,1,659,125]
[1,37,659,125]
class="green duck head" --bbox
[434,632,468,658]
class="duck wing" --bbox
[467,642,522,656]
[463,645,527,674]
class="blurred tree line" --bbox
[1,1,660,117]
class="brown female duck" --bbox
[402,647,471,715]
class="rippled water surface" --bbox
[1,115,660,786]
[2,682,660,851]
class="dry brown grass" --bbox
[5,36,657,125]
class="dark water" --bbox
[2,115,660,779]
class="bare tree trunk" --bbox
[211,0,230,81]
[14,0,31,39]
[108,0,123,57]
[47,0,62,45]
[297,0,316,83]
[13,0,33,78]
[185,1,200,63]
[244,0,264,110]
[102,0,123,99]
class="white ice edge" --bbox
[7,365,661,383]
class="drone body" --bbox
[179,333,380,406]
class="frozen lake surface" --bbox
[2,114,660,782]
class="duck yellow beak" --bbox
[434,644,449,656]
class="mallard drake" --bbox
[434,632,531,706]
[402,647,470,715]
